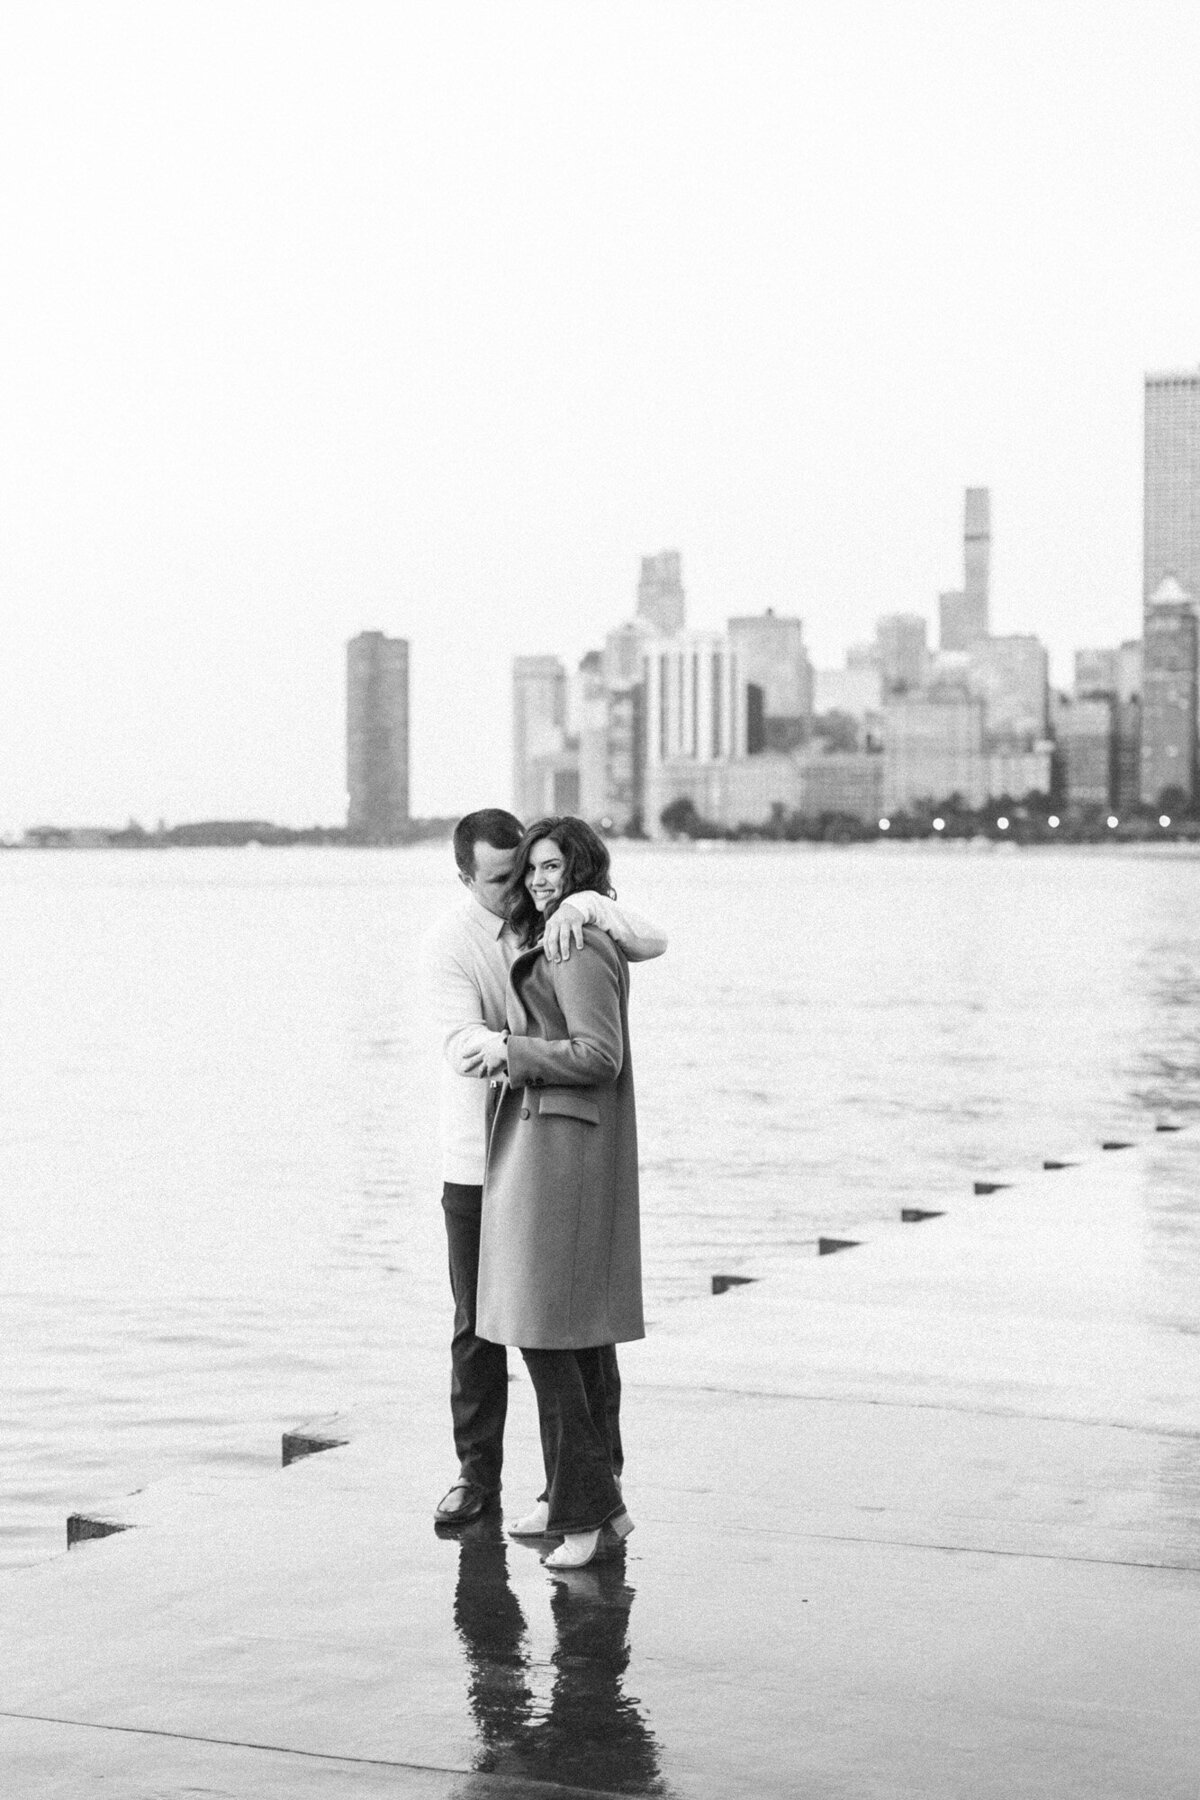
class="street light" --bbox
[1047,815,1060,828]
[1107,815,1119,829]
[932,817,945,831]
[996,817,1009,831]
[878,817,890,831]
[1160,815,1171,828]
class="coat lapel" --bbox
[506,943,541,1038]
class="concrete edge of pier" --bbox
[2,1127,1198,1799]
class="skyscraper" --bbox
[875,613,928,694]
[636,550,686,635]
[1140,580,1198,807]
[728,610,813,751]
[939,487,991,652]
[346,631,409,840]
[512,655,579,818]
[883,688,987,811]
[1061,697,1116,807]
[967,634,1049,745]
[1143,370,1200,808]
[1143,368,1200,602]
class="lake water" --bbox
[3,841,1199,1570]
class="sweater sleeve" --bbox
[566,891,668,963]
[505,936,624,1088]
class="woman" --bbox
[473,816,643,1570]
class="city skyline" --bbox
[3,5,1200,828]
[509,486,1155,835]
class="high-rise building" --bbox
[939,487,991,651]
[575,651,609,823]
[636,550,686,635]
[875,613,928,694]
[643,631,744,767]
[1074,647,1119,697]
[1140,580,1198,807]
[967,634,1049,745]
[883,688,987,811]
[1117,639,1143,705]
[814,666,883,723]
[596,625,649,831]
[1115,698,1142,811]
[642,630,748,832]
[727,610,814,751]
[346,631,409,840]
[1061,696,1116,807]
[512,655,578,819]
[1144,368,1200,602]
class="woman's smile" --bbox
[525,838,566,912]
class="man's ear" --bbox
[457,870,471,889]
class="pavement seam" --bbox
[0,1709,647,1799]
[629,1379,1200,1439]
[630,1518,1200,1573]
[287,1500,1200,1576]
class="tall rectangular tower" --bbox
[636,550,686,635]
[1140,590,1198,807]
[1144,369,1200,601]
[346,632,410,840]
[875,613,928,695]
[939,487,991,652]
[512,655,577,819]
[728,610,814,750]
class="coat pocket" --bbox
[537,1090,601,1125]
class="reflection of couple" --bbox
[451,1514,665,1795]
[424,810,665,1569]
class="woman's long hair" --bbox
[503,816,616,946]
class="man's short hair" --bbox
[453,808,524,878]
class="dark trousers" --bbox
[442,1181,624,1508]
[522,1346,625,1535]
[443,1183,508,1494]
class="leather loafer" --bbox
[434,1480,493,1525]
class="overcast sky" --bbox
[2,1,1198,827]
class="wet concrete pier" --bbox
[2,1131,1199,1797]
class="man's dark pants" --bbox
[442,1181,623,1498]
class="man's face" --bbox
[460,840,517,918]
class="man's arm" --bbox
[543,889,667,964]
[423,931,505,1076]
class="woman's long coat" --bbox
[476,926,644,1350]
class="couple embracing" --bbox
[423,810,666,1571]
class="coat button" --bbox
[520,1106,530,1119]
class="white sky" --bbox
[2,0,1198,826]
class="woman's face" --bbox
[525,837,566,913]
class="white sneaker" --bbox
[507,1499,551,1538]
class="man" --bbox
[422,807,667,1524]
